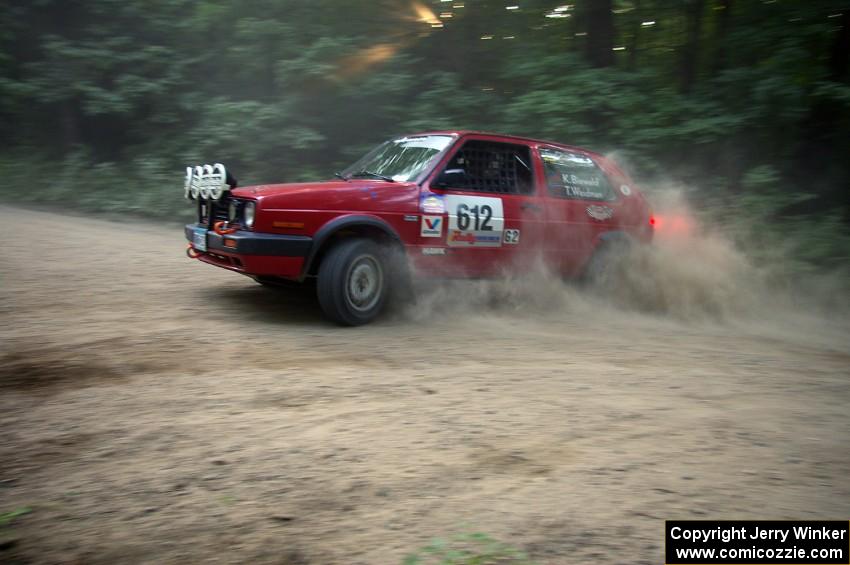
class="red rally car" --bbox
[184,131,653,325]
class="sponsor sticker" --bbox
[445,194,505,247]
[447,230,502,246]
[421,247,446,256]
[586,205,614,221]
[420,194,446,214]
[421,215,443,237]
[620,184,632,196]
[192,226,208,252]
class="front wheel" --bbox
[317,239,389,326]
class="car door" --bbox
[537,145,625,276]
[422,136,545,277]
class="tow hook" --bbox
[213,221,238,236]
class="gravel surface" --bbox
[1,206,848,564]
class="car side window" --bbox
[434,140,534,195]
[540,147,615,201]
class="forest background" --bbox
[1,0,848,274]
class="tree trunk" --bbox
[61,100,80,149]
[828,10,849,83]
[582,0,615,68]
[680,0,705,93]
[793,8,850,217]
[711,0,732,74]
[627,0,643,71]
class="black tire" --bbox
[316,238,390,326]
[383,243,414,308]
[581,241,631,287]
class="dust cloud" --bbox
[403,186,846,336]
[596,187,762,319]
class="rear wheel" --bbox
[582,241,631,287]
[317,239,389,326]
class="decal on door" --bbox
[420,194,446,214]
[586,205,614,221]
[444,195,504,247]
[421,247,446,255]
[420,215,443,237]
[503,229,520,244]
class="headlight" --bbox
[244,201,256,228]
[228,200,237,221]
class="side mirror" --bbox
[435,168,467,187]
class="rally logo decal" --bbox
[586,205,614,221]
[420,215,443,237]
[420,194,446,214]
[444,195,504,247]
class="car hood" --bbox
[231,180,420,212]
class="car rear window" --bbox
[540,147,615,201]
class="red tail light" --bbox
[649,214,693,236]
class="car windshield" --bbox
[341,135,454,182]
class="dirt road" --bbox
[1,206,849,564]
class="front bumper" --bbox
[185,224,311,278]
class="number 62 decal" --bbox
[503,229,520,244]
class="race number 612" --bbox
[456,204,493,231]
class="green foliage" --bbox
[730,175,849,272]
[403,532,535,565]
[402,72,495,132]
[0,152,194,222]
[0,507,31,527]
[0,0,847,273]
